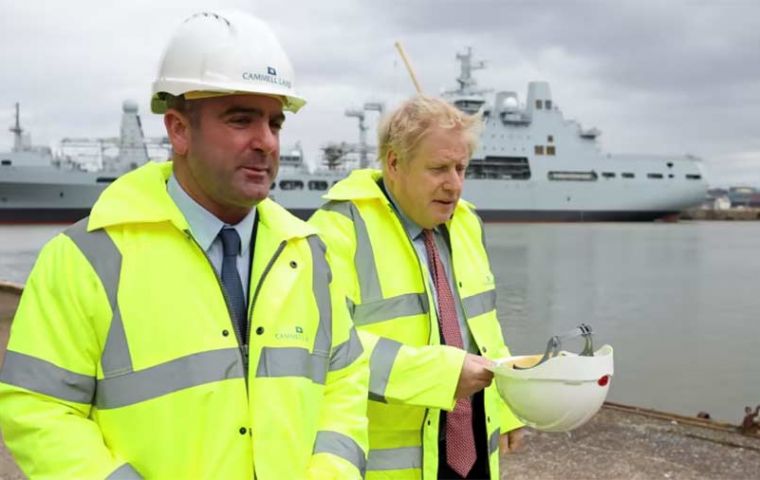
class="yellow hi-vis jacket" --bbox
[309,169,523,480]
[0,162,369,479]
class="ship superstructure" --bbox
[272,48,708,221]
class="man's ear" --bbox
[386,150,399,176]
[164,110,191,156]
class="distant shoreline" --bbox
[681,208,760,221]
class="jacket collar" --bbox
[88,161,315,241]
[323,167,477,222]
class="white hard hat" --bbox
[151,11,306,114]
[491,325,614,432]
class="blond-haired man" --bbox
[310,95,524,479]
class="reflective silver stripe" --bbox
[368,338,402,403]
[64,218,132,377]
[313,430,366,475]
[463,289,496,319]
[107,463,142,479]
[353,293,429,326]
[489,428,501,455]
[307,235,332,355]
[321,201,382,301]
[367,446,422,471]
[0,351,95,404]
[255,347,329,385]
[95,348,243,409]
[330,327,363,371]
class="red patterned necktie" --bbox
[422,229,477,478]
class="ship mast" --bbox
[454,47,487,95]
[345,102,384,168]
[9,103,23,152]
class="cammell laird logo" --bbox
[275,326,308,341]
[242,69,292,88]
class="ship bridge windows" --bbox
[535,100,543,109]
[602,172,616,178]
[453,99,485,114]
[546,146,556,156]
[279,179,304,190]
[547,171,598,182]
[534,145,544,155]
[686,174,702,180]
[467,156,531,180]
[1,160,11,166]
[647,173,664,179]
[545,100,552,110]
[308,180,329,191]
[622,172,635,179]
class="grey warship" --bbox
[272,48,708,221]
[1,48,708,223]
[0,101,156,223]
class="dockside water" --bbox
[1,221,759,424]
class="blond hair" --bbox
[377,95,482,167]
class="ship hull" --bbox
[0,208,91,224]
[1,158,707,224]
[0,206,680,224]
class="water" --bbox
[1,221,759,424]
[0,225,63,285]
[489,222,760,424]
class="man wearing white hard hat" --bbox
[0,11,368,479]
[310,95,525,479]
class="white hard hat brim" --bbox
[151,80,306,114]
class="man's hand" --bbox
[499,428,526,455]
[454,354,494,399]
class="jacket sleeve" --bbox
[309,206,465,413]
[0,235,140,479]
[306,237,369,479]
[358,330,464,411]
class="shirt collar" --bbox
[382,178,432,240]
[167,173,256,254]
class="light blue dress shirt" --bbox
[167,174,256,294]
[382,180,477,353]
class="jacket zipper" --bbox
[185,231,249,382]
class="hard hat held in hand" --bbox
[491,324,614,432]
[151,10,306,114]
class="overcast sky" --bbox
[2,0,758,187]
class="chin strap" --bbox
[514,323,594,370]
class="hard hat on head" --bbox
[490,324,614,432]
[151,10,306,114]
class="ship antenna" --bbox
[394,42,423,94]
[9,102,24,152]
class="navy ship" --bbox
[0,100,162,223]
[271,48,708,221]
[1,49,708,223]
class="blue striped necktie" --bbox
[219,227,247,344]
